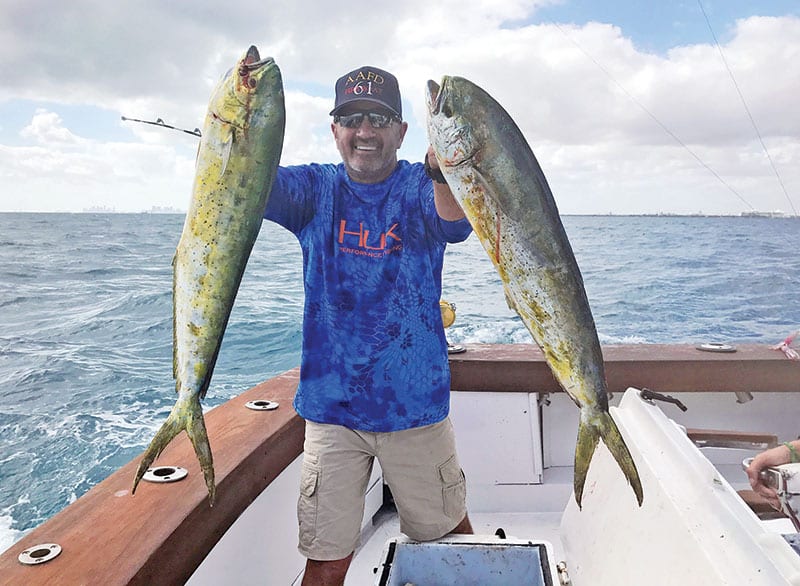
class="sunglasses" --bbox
[334,111,400,129]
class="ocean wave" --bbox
[0,295,31,308]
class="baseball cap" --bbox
[330,66,402,119]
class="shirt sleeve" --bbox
[415,164,472,243]
[263,165,325,234]
[438,216,473,243]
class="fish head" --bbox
[426,76,480,171]
[233,46,279,101]
[210,45,283,133]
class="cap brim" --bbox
[330,97,401,118]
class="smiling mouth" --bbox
[354,145,378,152]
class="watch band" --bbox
[424,152,447,184]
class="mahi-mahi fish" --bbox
[132,46,285,505]
[426,76,643,508]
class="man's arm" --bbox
[426,147,466,221]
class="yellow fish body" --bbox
[427,76,642,508]
[132,46,285,504]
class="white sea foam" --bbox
[598,332,649,344]
[0,514,24,555]
[0,497,30,554]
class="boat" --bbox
[1,343,799,584]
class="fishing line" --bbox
[121,116,202,137]
[550,20,756,212]
[697,0,797,216]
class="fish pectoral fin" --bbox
[573,411,644,509]
[219,127,234,177]
[503,284,517,313]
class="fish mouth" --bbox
[240,45,275,72]
[427,76,460,127]
[234,45,277,98]
[427,78,450,116]
[426,79,441,114]
[427,76,476,167]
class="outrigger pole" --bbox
[121,116,201,137]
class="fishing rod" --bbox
[696,0,797,217]
[121,116,201,137]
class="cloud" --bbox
[398,13,799,214]
[0,1,798,214]
[20,110,81,145]
[280,91,339,165]
[0,108,194,212]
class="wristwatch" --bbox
[424,152,447,184]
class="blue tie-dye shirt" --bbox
[264,161,472,432]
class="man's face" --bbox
[332,101,408,184]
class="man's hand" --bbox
[746,443,795,510]
[426,147,465,221]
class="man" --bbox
[263,66,473,585]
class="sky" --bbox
[1,0,798,215]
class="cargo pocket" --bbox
[438,454,466,520]
[298,458,320,549]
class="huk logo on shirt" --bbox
[338,219,402,258]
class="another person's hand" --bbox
[746,440,800,510]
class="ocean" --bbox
[1,212,798,551]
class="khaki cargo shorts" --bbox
[297,417,467,561]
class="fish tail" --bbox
[599,411,643,506]
[574,411,644,509]
[132,410,183,495]
[186,406,215,506]
[132,397,216,505]
[573,418,601,509]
